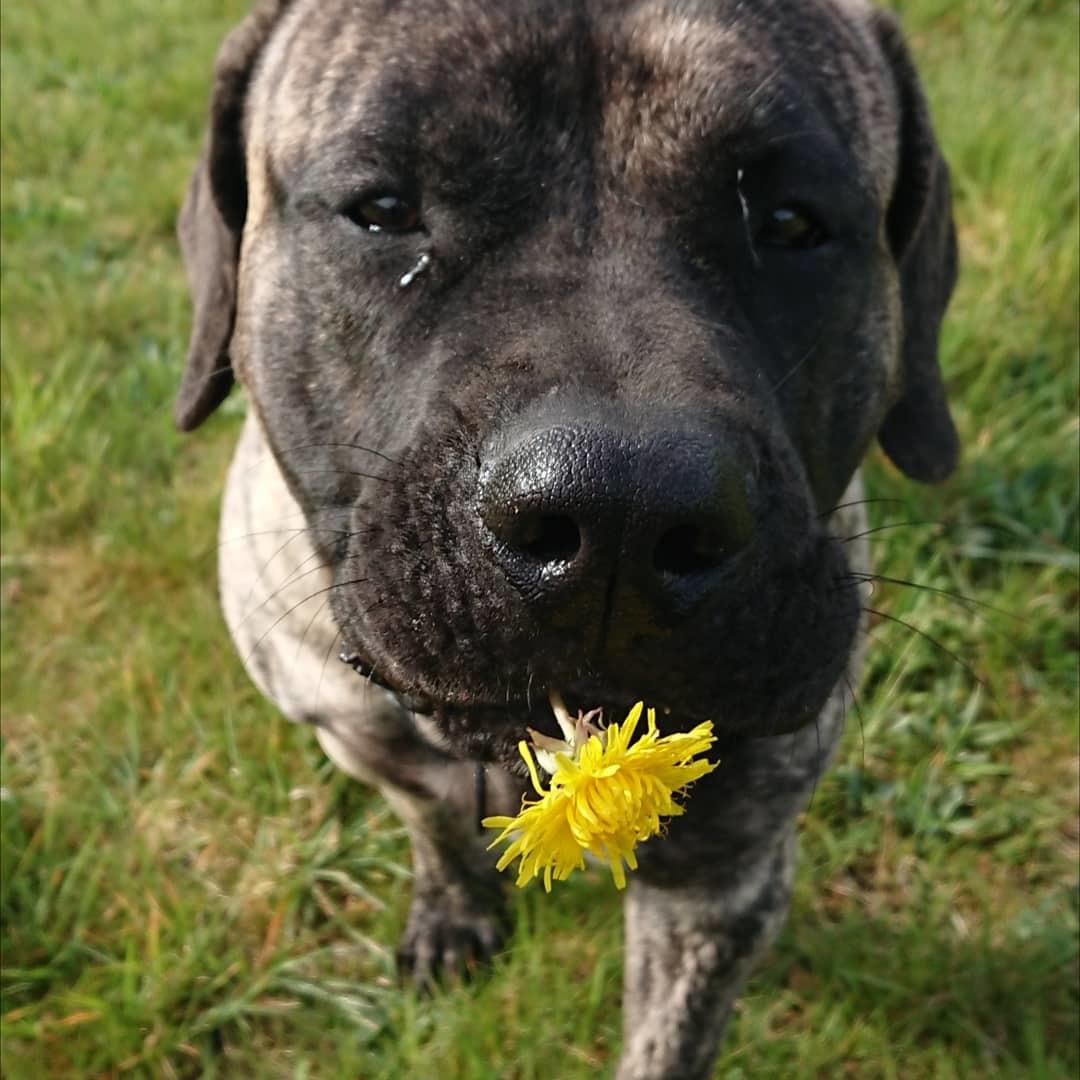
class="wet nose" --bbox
[477,423,754,617]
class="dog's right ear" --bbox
[175,1,292,432]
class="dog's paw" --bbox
[396,881,508,987]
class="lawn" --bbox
[1,0,1077,1076]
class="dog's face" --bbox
[177,0,958,765]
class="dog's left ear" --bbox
[175,1,292,432]
[872,11,960,483]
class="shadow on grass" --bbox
[729,895,1080,1076]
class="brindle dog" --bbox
[176,1,957,1075]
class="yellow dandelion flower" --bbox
[482,694,718,891]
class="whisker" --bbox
[215,525,353,551]
[238,512,356,537]
[232,517,367,603]
[863,606,996,706]
[756,126,827,149]
[315,625,344,713]
[804,714,823,812]
[238,553,367,632]
[239,456,392,483]
[841,519,1017,545]
[195,362,232,381]
[840,571,1020,621]
[842,671,866,774]
[818,497,906,519]
[242,577,370,670]
[240,531,324,617]
[770,336,820,395]
[280,467,392,484]
[198,524,353,567]
[294,596,332,670]
[841,519,943,543]
[268,439,401,467]
[361,596,388,618]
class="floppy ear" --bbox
[872,11,960,483]
[174,1,292,432]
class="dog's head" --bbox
[176,0,957,762]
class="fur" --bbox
[177,2,957,1075]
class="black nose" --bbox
[477,422,754,619]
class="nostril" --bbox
[653,523,729,577]
[513,513,581,565]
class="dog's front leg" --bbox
[315,718,527,985]
[612,692,847,1080]
[616,829,796,1080]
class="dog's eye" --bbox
[345,194,422,233]
[757,206,828,250]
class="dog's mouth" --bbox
[334,521,861,767]
[338,642,734,765]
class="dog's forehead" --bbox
[246,0,899,208]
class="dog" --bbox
[175,1,957,1075]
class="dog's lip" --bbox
[338,646,700,736]
[338,647,437,714]
[338,645,553,720]
[332,643,712,747]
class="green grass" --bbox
[1,0,1077,1075]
